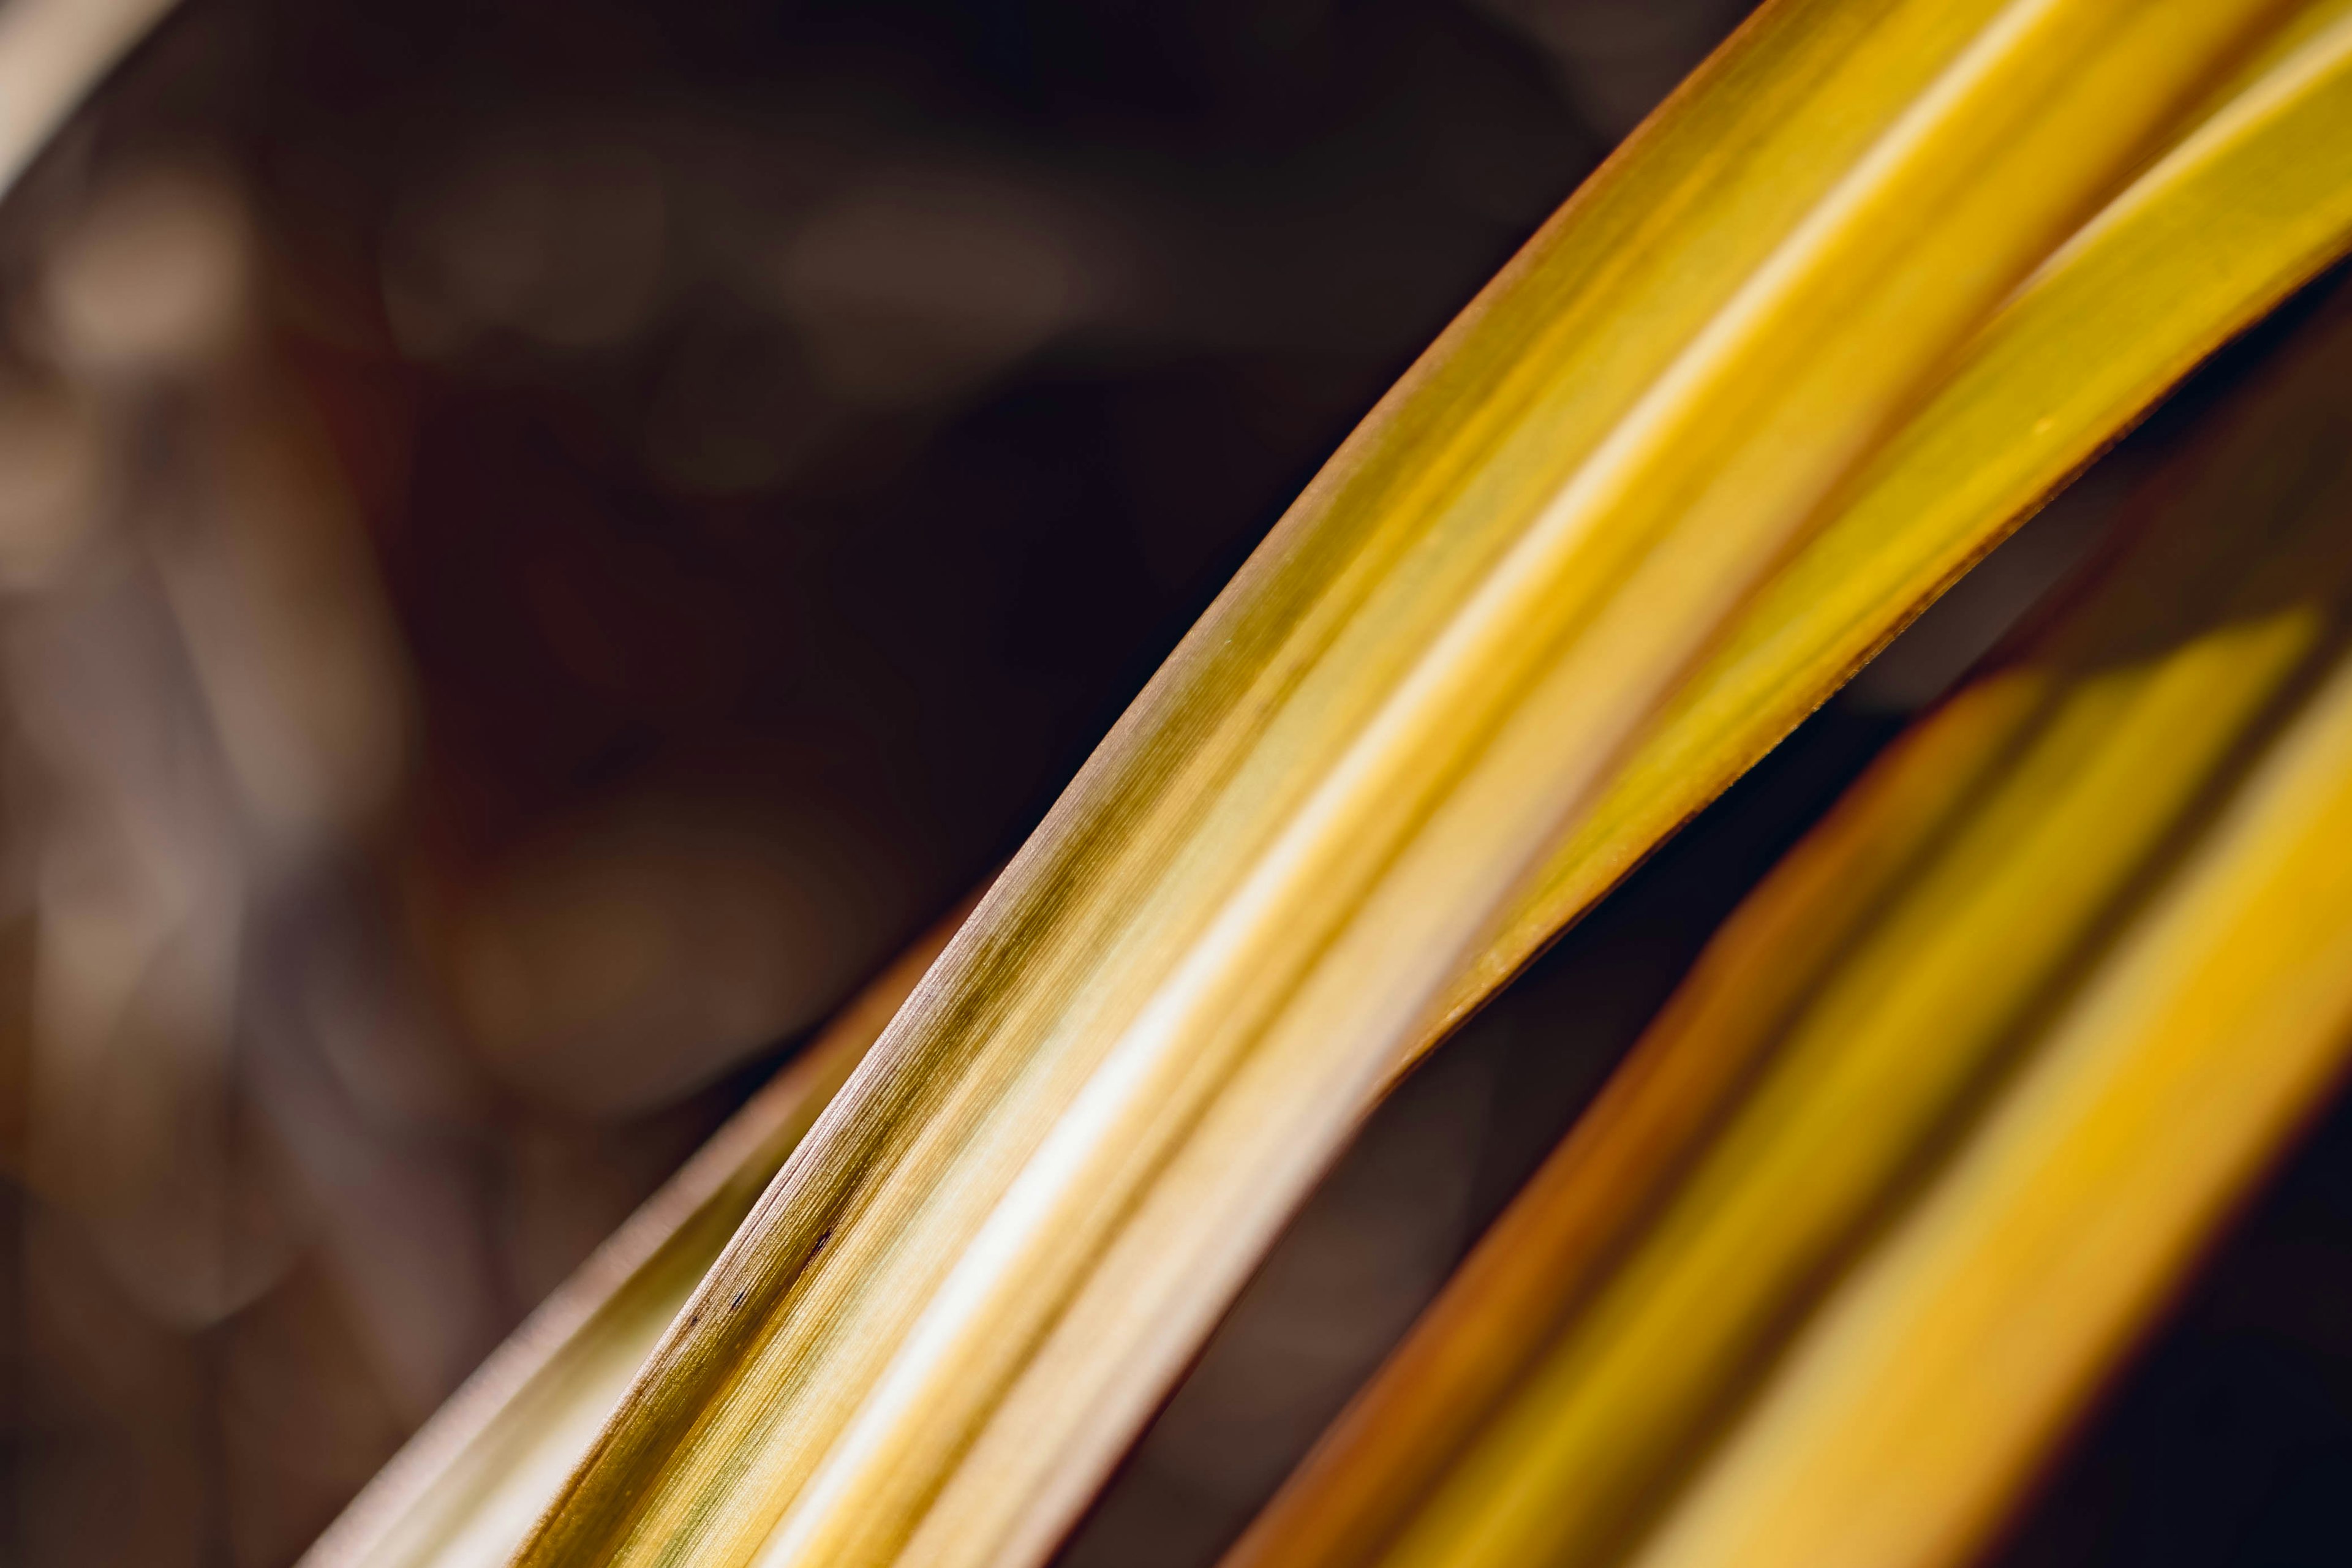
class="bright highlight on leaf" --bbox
[1237,279,2352,1568]
[1433,0,2352,1041]
[1624,309,2352,1568]
[273,1,2352,1566]
[475,5,2352,1568]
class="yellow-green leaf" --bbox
[1627,445,2352,1568]
[502,6,2331,1568]
[1240,260,2352,1568]
[1379,284,2352,1568]
[1430,0,2352,1043]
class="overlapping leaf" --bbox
[21,0,2352,1564]
[495,6,2343,1568]
[1432,0,2352,1040]
[1237,266,2352,1568]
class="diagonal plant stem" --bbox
[1228,20,2352,1559]
[1372,285,2352,1568]
[309,10,2352,1548]
[1429,0,2352,1050]
[505,6,2321,1568]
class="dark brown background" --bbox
[0,2,2342,1565]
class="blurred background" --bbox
[0,2,2342,1566]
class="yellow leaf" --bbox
[1240,239,2352,1568]
[1626,412,2352,1568]
[1434,0,2352,1044]
[500,6,2332,1568]
[1378,288,2352,1568]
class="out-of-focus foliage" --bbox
[0,0,176,198]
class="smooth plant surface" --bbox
[94,0,2352,1566]
[483,5,2352,1568]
